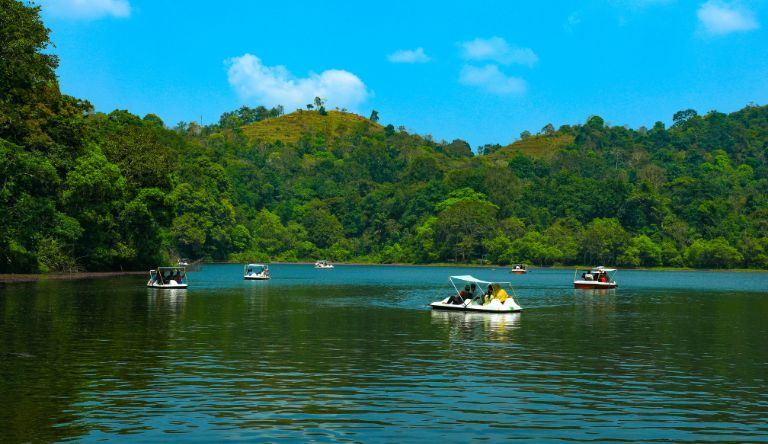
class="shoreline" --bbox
[2,264,765,284]
[214,261,768,272]
[0,271,145,283]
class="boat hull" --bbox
[430,298,522,313]
[244,275,270,280]
[574,281,617,289]
[147,283,188,289]
[510,270,527,275]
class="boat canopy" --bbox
[247,263,266,268]
[450,275,512,286]
[157,266,186,272]
[591,266,616,272]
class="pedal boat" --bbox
[314,260,334,269]
[509,264,528,274]
[244,263,271,280]
[147,267,188,289]
[430,275,522,313]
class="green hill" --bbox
[241,110,384,144]
[490,134,575,160]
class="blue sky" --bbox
[40,0,767,148]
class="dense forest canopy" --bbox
[1,0,767,273]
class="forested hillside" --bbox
[2,1,767,273]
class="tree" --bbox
[0,139,62,272]
[408,216,439,263]
[0,0,60,148]
[434,199,498,262]
[484,234,513,264]
[544,218,581,264]
[686,238,743,268]
[618,235,662,267]
[510,231,562,266]
[61,148,129,269]
[443,139,472,158]
[579,218,629,265]
[618,190,667,232]
[478,143,502,155]
[301,202,344,249]
[672,109,698,127]
[369,110,379,122]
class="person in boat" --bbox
[493,283,509,303]
[458,285,473,304]
[598,272,608,283]
[449,285,472,304]
[483,283,510,304]
[483,284,493,304]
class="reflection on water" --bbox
[1,264,767,442]
[430,310,521,341]
[147,288,187,312]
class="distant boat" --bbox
[244,263,270,280]
[430,275,522,313]
[177,258,190,266]
[510,264,528,274]
[574,266,617,289]
[147,267,188,289]
[314,260,334,269]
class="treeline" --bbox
[1,0,767,273]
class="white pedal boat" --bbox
[147,267,188,289]
[244,263,271,280]
[430,275,522,313]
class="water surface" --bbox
[1,265,767,442]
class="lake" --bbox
[1,265,767,442]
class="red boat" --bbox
[574,267,617,289]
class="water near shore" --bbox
[1,265,766,442]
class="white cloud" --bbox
[42,0,131,19]
[226,54,370,111]
[459,64,526,95]
[460,37,538,67]
[564,12,582,33]
[697,0,759,35]
[387,47,431,63]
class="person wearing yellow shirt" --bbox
[483,283,510,304]
[493,283,509,303]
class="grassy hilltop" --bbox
[242,110,384,145]
[490,134,576,160]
